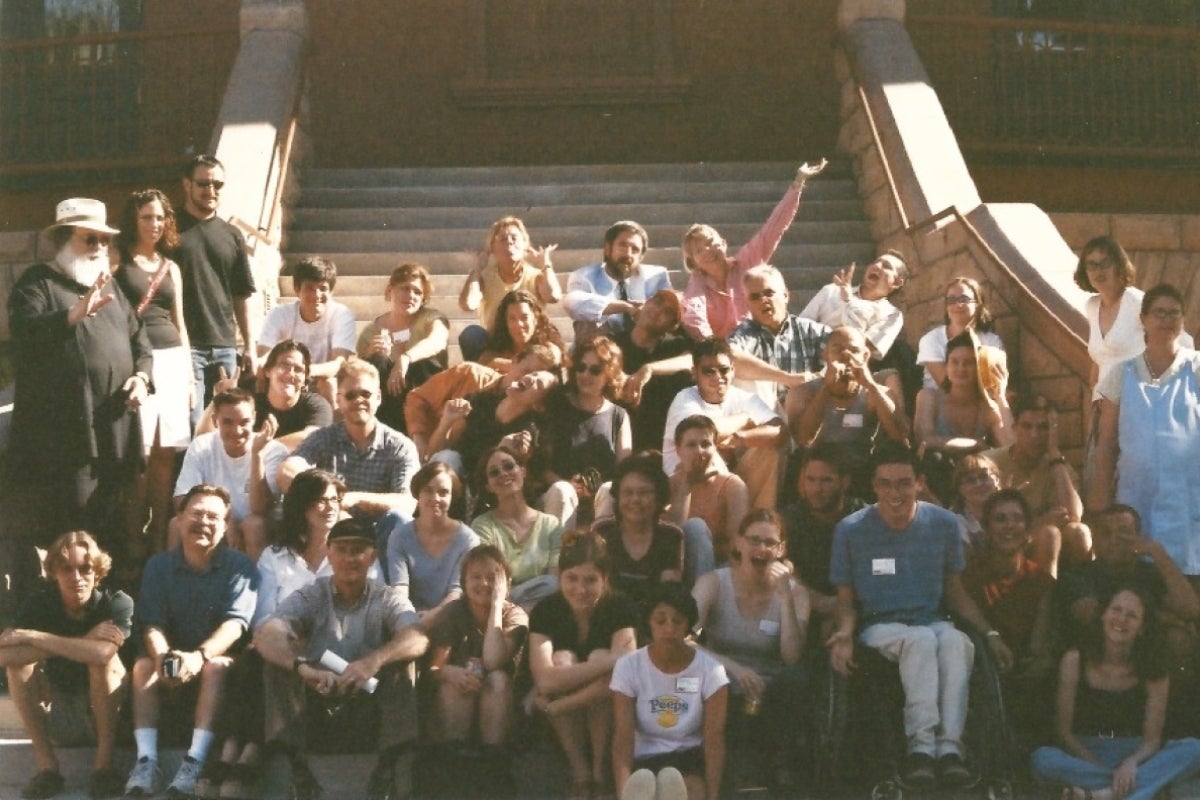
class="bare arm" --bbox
[234,295,258,372]
[528,630,625,696]
[1088,398,1119,512]
[254,617,301,668]
[826,585,858,676]
[343,490,415,518]
[169,262,191,352]
[459,265,483,313]
[702,686,728,800]
[863,372,910,446]
[1142,538,1200,621]
[0,626,122,666]
[611,691,637,796]
[786,380,826,448]
[1054,651,1100,763]
[944,573,1013,672]
[777,573,810,665]
[402,318,450,364]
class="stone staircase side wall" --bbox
[0,232,40,342]
[835,1,1093,459]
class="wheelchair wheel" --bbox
[984,778,1013,800]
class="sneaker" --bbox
[21,769,64,799]
[290,756,323,800]
[620,769,656,800]
[655,767,688,800]
[166,756,204,798]
[902,752,936,788]
[937,753,974,787]
[89,767,125,799]
[124,757,161,797]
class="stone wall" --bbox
[0,232,41,342]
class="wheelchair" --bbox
[811,623,1019,800]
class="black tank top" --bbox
[115,258,183,349]
[1073,672,1146,737]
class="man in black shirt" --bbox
[176,154,258,429]
[0,532,133,799]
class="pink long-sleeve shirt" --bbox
[681,180,803,340]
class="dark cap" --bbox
[327,517,376,545]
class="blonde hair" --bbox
[43,530,112,582]
[681,224,721,272]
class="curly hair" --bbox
[276,469,346,554]
[1079,585,1169,682]
[43,530,112,584]
[115,188,179,259]
[612,452,670,524]
[567,334,625,401]
[487,289,565,357]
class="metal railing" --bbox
[0,26,239,175]
[909,13,1200,161]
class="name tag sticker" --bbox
[676,676,700,693]
[758,619,781,636]
[392,329,412,343]
[842,413,864,428]
[872,558,897,576]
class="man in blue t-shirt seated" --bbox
[827,446,1013,789]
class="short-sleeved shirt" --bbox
[16,584,134,689]
[383,518,480,610]
[471,510,562,586]
[403,363,501,440]
[176,211,255,348]
[459,391,538,478]
[916,326,1005,390]
[272,576,420,663]
[356,307,449,367]
[960,554,1052,659]
[661,385,779,474]
[594,519,684,607]
[529,591,639,661]
[427,595,528,670]
[829,502,964,627]
[259,300,357,363]
[293,422,419,504]
[255,391,332,438]
[478,262,542,330]
[253,545,381,627]
[981,446,1082,517]
[136,546,258,651]
[784,497,867,596]
[174,432,252,520]
[610,646,728,759]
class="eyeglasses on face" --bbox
[944,295,976,306]
[193,179,224,190]
[572,363,604,376]
[1149,308,1183,320]
[699,365,732,378]
[340,389,375,401]
[487,459,520,479]
[743,535,782,548]
[747,288,780,302]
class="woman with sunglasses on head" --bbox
[113,188,192,547]
[1090,284,1200,580]
[691,508,809,789]
[916,276,1005,390]
[479,288,566,374]
[611,582,729,800]
[949,453,1002,555]
[358,262,449,432]
[471,445,563,609]
[679,160,827,340]
[528,530,638,800]
[383,461,480,630]
[914,330,1013,503]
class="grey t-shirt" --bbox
[384,518,480,610]
[272,576,419,663]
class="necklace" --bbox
[1143,351,1168,383]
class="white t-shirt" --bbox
[662,385,779,474]
[610,646,728,759]
[259,300,357,363]
[916,326,1006,389]
[174,432,252,521]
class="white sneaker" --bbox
[620,768,656,800]
[167,756,204,797]
[124,757,161,796]
[656,767,689,800]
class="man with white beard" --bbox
[7,198,152,580]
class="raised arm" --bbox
[1087,398,1119,512]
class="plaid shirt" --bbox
[293,421,419,502]
[729,315,830,402]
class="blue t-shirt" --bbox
[136,546,259,651]
[829,502,964,626]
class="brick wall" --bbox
[0,232,40,341]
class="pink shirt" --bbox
[681,181,802,340]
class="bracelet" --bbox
[985,629,1002,639]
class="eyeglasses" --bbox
[77,233,110,248]
[313,495,342,509]
[747,289,780,302]
[572,363,604,376]
[743,535,782,548]
[1149,308,1183,320]
[487,460,520,479]
[188,510,225,523]
[945,295,976,306]
[339,389,375,401]
[699,365,732,378]
[1085,258,1113,271]
[960,470,997,487]
[193,179,224,191]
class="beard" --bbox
[604,255,636,281]
[54,245,108,287]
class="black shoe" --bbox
[21,769,64,799]
[902,752,936,788]
[88,767,125,799]
[937,753,973,787]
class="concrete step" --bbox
[289,199,868,230]
[299,160,850,188]
[294,178,861,209]
[281,244,875,273]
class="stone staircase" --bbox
[280,161,875,358]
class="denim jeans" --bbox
[190,345,239,429]
[1032,737,1200,800]
[859,620,974,757]
[681,517,717,586]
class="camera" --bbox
[161,653,182,679]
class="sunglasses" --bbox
[945,295,976,306]
[572,363,604,376]
[487,460,520,479]
[699,365,732,377]
[193,179,224,190]
[747,288,779,302]
[78,233,110,248]
[339,389,374,401]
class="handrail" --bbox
[855,85,910,231]
[908,12,1200,41]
